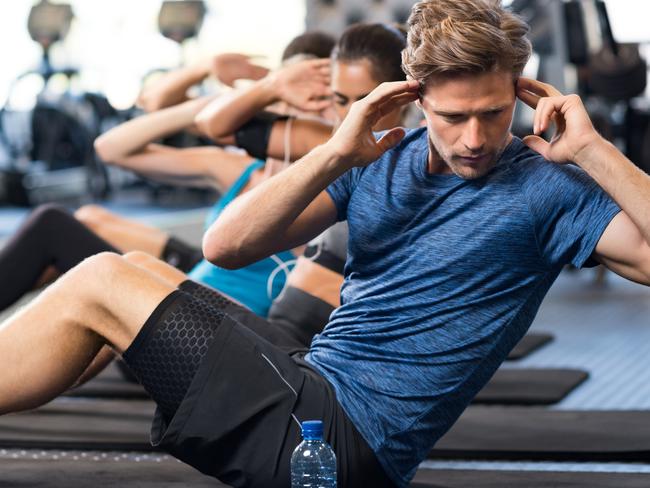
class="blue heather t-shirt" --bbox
[304,127,620,487]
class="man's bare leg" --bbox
[0,252,175,414]
[72,251,190,386]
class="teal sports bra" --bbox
[188,160,295,316]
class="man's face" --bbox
[419,70,516,179]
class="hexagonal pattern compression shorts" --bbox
[119,282,394,488]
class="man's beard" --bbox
[427,137,506,180]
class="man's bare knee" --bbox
[123,250,156,267]
[57,252,169,350]
[39,252,125,337]
[61,252,125,298]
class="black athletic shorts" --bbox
[123,289,394,488]
[267,285,335,348]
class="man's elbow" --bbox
[201,233,245,270]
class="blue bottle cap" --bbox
[301,420,323,440]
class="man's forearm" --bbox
[575,137,650,242]
[203,143,344,268]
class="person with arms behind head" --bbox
[3,2,649,487]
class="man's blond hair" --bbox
[402,0,531,84]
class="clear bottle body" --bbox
[290,438,337,488]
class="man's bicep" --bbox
[285,191,339,249]
[593,211,650,284]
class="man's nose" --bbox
[462,117,486,152]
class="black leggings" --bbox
[0,204,117,310]
[0,204,204,311]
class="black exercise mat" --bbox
[432,407,650,461]
[507,332,553,360]
[0,398,154,450]
[65,363,149,400]
[411,469,650,487]
[472,368,588,405]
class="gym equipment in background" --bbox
[512,1,650,175]
[158,0,206,44]
[0,0,120,206]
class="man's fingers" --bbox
[516,87,540,110]
[364,80,420,108]
[517,78,564,112]
[522,134,550,159]
[517,77,563,98]
[534,96,568,134]
[376,91,419,117]
[376,127,406,153]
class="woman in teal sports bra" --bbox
[187,159,296,315]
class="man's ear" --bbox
[415,99,423,110]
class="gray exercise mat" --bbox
[507,332,553,360]
[411,469,650,487]
[0,455,224,487]
[472,368,588,405]
[432,407,650,461]
[1,457,649,488]
[0,398,153,450]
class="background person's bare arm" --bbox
[195,59,333,160]
[94,96,253,191]
[105,144,254,190]
[137,53,269,112]
[194,59,331,142]
[94,96,214,162]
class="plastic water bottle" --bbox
[291,420,337,488]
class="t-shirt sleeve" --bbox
[522,161,621,268]
[326,131,387,221]
[326,167,363,222]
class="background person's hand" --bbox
[326,80,419,169]
[268,59,332,112]
[210,53,269,87]
[517,77,601,163]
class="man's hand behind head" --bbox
[326,80,419,170]
[516,77,601,165]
